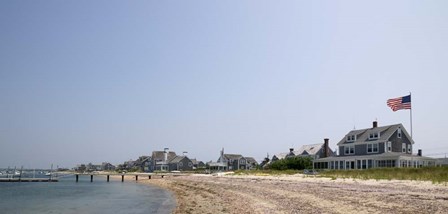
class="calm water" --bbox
[0,175,175,214]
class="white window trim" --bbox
[387,141,392,152]
[367,143,379,154]
[346,135,356,142]
[368,132,380,140]
[344,145,355,155]
[397,128,402,138]
[407,144,412,153]
[402,143,406,153]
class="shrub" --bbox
[269,156,313,170]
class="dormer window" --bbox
[397,128,402,138]
[368,132,380,140]
[402,143,406,153]
[346,135,356,142]
[407,144,412,153]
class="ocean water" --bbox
[0,175,175,214]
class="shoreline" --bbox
[140,173,448,214]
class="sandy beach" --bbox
[141,174,448,214]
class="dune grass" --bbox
[232,169,301,176]
[319,166,448,183]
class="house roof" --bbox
[244,157,258,164]
[273,152,288,160]
[224,154,244,160]
[337,123,415,146]
[295,143,325,156]
[151,151,177,161]
[190,158,197,165]
[169,156,190,163]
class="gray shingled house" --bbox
[313,121,436,169]
[209,148,252,171]
[270,139,334,165]
[150,148,177,172]
[244,157,259,170]
[218,154,247,170]
[190,159,206,169]
[168,156,194,171]
[294,139,334,159]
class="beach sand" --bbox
[141,174,448,214]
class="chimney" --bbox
[418,149,422,156]
[323,138,329,158]
[373,121,378,128]
[164,148,169,162]
[289,148,294,153]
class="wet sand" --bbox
[141,173,448,214]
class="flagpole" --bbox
[410,92,413,139]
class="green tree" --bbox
[270,156,313,170]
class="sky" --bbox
[1,1,448,169]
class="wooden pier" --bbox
[0,173,176,183]
[0,178,58,182]
[74,173,165,182]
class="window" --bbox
[378,160,396,168]
[368,132,380,140]
[397,128,402,138]
[387,142,392,152]
[407,144,412,153]
[239,159,246,164]
[179,162,183,167]
[367,143,379,153]
[188,162,193,167]
[344,145,355,155]
[346,135,356,142]
[402,143,406,153]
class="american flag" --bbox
[387,95,411,111]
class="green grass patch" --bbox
[319,166,448,183]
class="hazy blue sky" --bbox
[1,1,448,169]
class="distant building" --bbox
[190,159,206,169]
[294,139,334,159]
[270,153,288,163]
[168,156,194,171]
[74,164,86,172]
[101,162,116,171]
[268,140,333,168]
[151,148,177,172]
[134,156,151,172]
[208,148,257,171]
[86,163,102,172]
[244,157,259,170]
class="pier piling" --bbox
[135,175,138,181]
[121,175,124,182]
[90,175,93,182]
[107,175,110,182]
[148,175,151,179]
[76,174,79,182]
